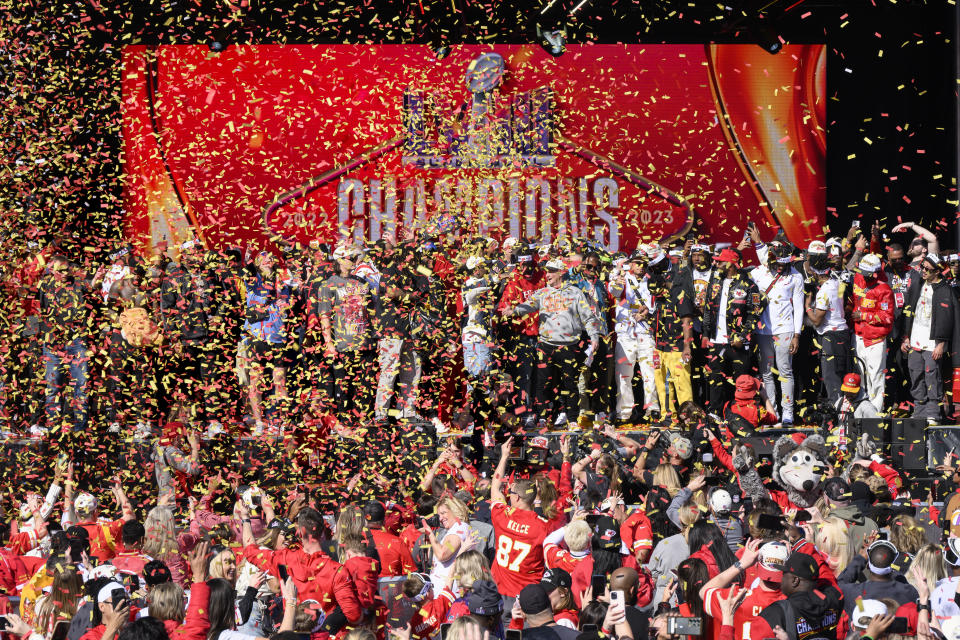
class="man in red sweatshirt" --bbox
[240,505,362,628]
[495,245,544,427]
[851,254,895,412]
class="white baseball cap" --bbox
[544,258,566,271]
[332,244,360,261]
[851,599,887,630]
[858,254,882,274]
[646,245,666,266]
[709,489,732,514]
[807,240,827,255]
[75,492,98,515]
[757,541,790,582]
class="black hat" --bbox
[468,580,503,616]
[823,477,851,502]
[518,583,552,616]
[541,568,572,594]
[268,518,295,535]
[782,552,819,581]
[850,481,876,505]
[143,560,173,587]
[592,515,622,552]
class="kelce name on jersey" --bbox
[507,520,531,535]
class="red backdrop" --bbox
[122,44,825,256]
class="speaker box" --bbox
[853,418,890,454]
[926,426,960,469]
[891,418,928,472]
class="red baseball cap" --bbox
[714,248,740,264]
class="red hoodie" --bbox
[497,269,545,338]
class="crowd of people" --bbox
[0,406,958,640]
[3,218,960,441]
[2,218,960,640]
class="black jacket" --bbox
[758,585,843,640]
[901,276,960,366]
[701,271,763,347]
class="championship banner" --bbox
[122,44,825,255]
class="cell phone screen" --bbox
[582,626,598,634]
[52,620,70,640]
[889,617,908,634]
[758,513,783,530]
[0,616,8,632]
[591,574,605,596]
[278,564,289,582]
[505,629,522,640]
[703,475,721,487]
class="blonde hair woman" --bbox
[35,565,83,638]
[148,582,186,623]
[652,465,682,498]
[336,505,367,562]
[449,551,493,594]
[144,506,188,585]
[814,516,853,575]
[424,497,476,592]
[889,515,927,556]
[908,544,946,591]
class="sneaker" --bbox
[522,414,537,429]
[251,421,265,437]
[554,412,569,427]
[108,422,121,434]
[28,424,47,439]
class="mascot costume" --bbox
[734,433,830,511]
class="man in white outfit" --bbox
[609,250,659,422]
[750,241,804,426]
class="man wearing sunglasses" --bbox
[901,253,959,421]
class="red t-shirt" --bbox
[490,502,547,597]
[703,582,785,640]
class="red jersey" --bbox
[490,502,548,597]
[704,582,784,639]
[410,589,455,639]
[77,519,124,562]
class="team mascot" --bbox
[733,433,830,511]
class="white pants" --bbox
[855,335,887,412]
[614,333,659,419]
